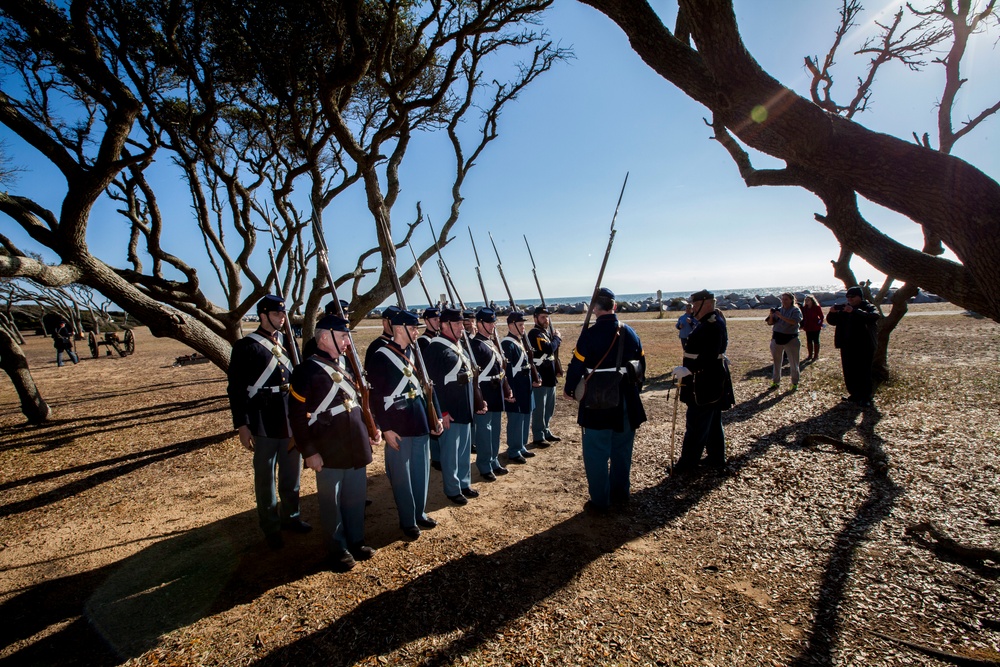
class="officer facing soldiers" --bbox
[527,306,562,447]
[470,308,514,481]
[289,314,380,572]
[501,312,540,464]
[226,295,309,549]
[672,289,735,474]
[564,288,647,514]
[423,307,486,504]
[364,309,443,539]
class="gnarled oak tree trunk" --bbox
[0,327,51,423]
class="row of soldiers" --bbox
[227,287,736,573]
[226,295,565,572]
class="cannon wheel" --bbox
[88,331,99,358]
[123,329,135,356]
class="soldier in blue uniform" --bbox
[288,314,380,571]
[470,308,514,481]
[672,290,735,474]
[501,312,539,464]
[365,309,443,539]
[527,306,562,446]
[564,288,647,513]
[417,307,442,469]
[364,304,401,367]
[422,307,485,505]
[226,295,309,549]
[461,308,479,454]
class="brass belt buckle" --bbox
[343,397,355,413]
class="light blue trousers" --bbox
[440,422,472,497]
[506,412,530,457]
[385,435,430,529]
[252,435,302,535]
[531,386,556,441]
[475,411,502,474]
[315,465,367,554]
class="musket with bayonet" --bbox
[427,218,455,308]
[427,226,488,413]
[523,234,563,377]
[265,221,302,367]
[406,242,437,309]
[468,228,515,403]
[370,223,443,433]
[487,232,543,386]
[581,172,629,332]
[313,227,380,444]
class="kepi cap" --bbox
[381,304,402,319]
[257,294,286,314]
[440,307,463,323]
[595,287,615,300]
[507,312,525,324]
[324,299,351,315]
[475,308,496,323]
[390,309,420,327]
[846,286,864,298]
[316,314,349,332]
[422,307,441,319]
[533,306,550,316]
[690,289,714,302]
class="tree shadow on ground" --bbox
[0,431,233,517]
[0,495,340,667]
[251,402,888,666]
[0,395,229,454]
[643,372,678,392]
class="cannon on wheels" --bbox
[88,329,136,358]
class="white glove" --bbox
[672,366,692,379]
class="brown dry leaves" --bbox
[1,307,999,666]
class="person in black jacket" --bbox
[289,314,380,571]
[501,312,540,463]
[826,286,880,407]
[564,288,647,513]
[672,290,736,475]
[527,307,562,446]
[470,308,514,481]
[417,307,442,468]
[365,309,443,539]
[53,319,79,367]
[227,295,308,549]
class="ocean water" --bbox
[406,285,842,311]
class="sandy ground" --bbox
[1,303,998,666]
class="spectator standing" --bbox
[800,295,825,361]
[675,302,695,350]
[53,319,78,367]
[765,292,802,391]
[826,286,880,407]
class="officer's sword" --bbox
[523,234,563,377]
[581,172,629,331]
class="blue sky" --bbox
[2,1,998,308]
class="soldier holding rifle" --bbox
[365,309,444,540]
[502,312,541,464]
[423,307,487,505]
[527,306,562,447]
[288,314,380,572]
[226,295,309,550]
[564,288,647,514]
[470,308,515,481]
[418,307,443,470]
